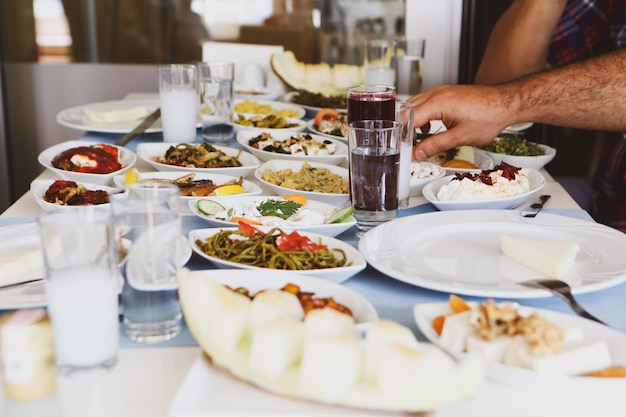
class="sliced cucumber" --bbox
[197,199,225,216]
[325,205,354,224]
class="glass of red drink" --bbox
[348,119,402,237]
[347,85,396,124]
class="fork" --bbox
[520,279,606,325]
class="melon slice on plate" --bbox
[178,267,485,412]
[270,51,365,95]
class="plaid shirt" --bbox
[548,0,626,232]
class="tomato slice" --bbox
[313,108,340,126]
[237,221,263,236]
[276,231,327,251]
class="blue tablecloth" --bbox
[5,203,623,349]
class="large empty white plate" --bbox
[358,210,626,298]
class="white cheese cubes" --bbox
[500,234,580,279]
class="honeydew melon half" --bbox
[177,267,485,412]
[270,51,365,95]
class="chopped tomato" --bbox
[237,221,263,236]
[314,108,340,126]
[276,231,327,252]
[230,217,263,226]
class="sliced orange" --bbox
[230,217,262,225]
[432,315,446,336]
[585,365,626,378]
[449,294,471,313]
[282,194,307,206]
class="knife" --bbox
[114,108,161,147]
[521,194,551,218]
[0,278,43,291]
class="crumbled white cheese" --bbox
[437,169,530,201]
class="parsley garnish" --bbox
[256,199,302,219]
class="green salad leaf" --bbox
[256,199,302,219]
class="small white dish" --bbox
[112,171,262,213]
[236,130,348,165]
[483,144,557,171]
[188,195,356,237]
[422,169,546,211]
[231,116,307,135]
[37,140,136,186]
[136,142,260,178]
[189,227,366,283]
[414,301,626,400]
[235,87,282,101]
[306,119,348,142]
[431,148,495,175]
[30,179,117,211]
[282,91,347,118]
[409,161,447,197]
[233,98,306,119]
[255,159,350,206]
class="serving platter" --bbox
[136,142,260,178]
[187,195,356,237]
[358,210,626,298]
[414,301,626,400]
[306,119,347,142]
[189,227,366,283]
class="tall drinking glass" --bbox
[347,85,396,124]
[396,101,416,208]
[197,61,235,145]
[111,183,184,343]
[159,64,198,143]
[363,38,396,86]
[38,208,119,377]
[393,37,426,97]
[348,120,402,237]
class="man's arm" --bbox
[410,49,626,160]
[474,0,567,85]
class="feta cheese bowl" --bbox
[422,165,546,211]
[187,195,356,237]
[236,130,348,165]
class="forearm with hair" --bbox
[502,49,626,131]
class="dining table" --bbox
[1,94,625,417]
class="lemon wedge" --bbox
[125,168,140,184]
[210,184,244,196]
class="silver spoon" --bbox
[520,279,606,325]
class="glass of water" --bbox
[198,60,235,145]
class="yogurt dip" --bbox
[437,163,529,201]
[213,199,326,227]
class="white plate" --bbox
[414,302,626,399]
[282,91,348,118]
[112,171,262,213]
[136,142,260,178]
[190,269,378,326]
[233,98,306,119]
[30,179,117,212]
[422,169,546,211]
[188,195,356,237]
[189,227,366,283]
[235,88,282,101]
[231,116,307,135]
[255,159,350,206]
[37,140,137,185]
[306,119,348,143]
[0,223,45,308]
[409,161,447,197]
[236,130,348,165]
[56,99,165,133]
[358,210,626,298]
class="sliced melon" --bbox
[270,51,364,95]
[177,268,485,412]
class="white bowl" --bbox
[233,98,306,119]
[30,179,117,211]
[255,159,350,206]
[236,130,348,165]
[234,87,282,101]
[37,140,136,185]
[187,195,356,237]
[188,227,366,283]
[482,144,557,170]
[112,170,262,213]
[409,161,447,197]
[136,142,260,178]
[231,116,307,135]
[422,169,546,211]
